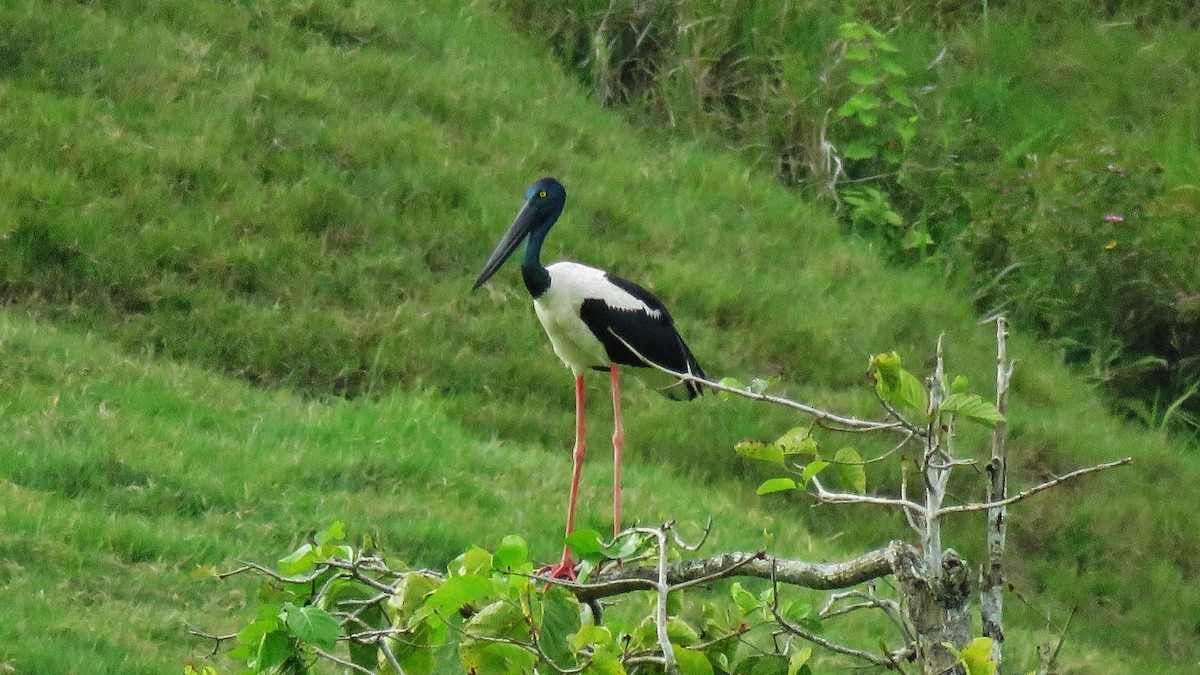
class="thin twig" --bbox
[938,458,1132,516]
[809,474,926,513]
[185,626,236,657]
[769,564,905,668]
[607,331,910,434]
[311,644,375,675]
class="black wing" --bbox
[579,274,705,400]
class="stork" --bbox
[472,177,705,580]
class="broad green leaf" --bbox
[843,138,877,160]
[871,352,928,413]
[603,532,646,559]
[538,589,582,669]
[839,22,867,40]
[835,98,860,118]
[756,477,798,495]
[565,528,605,556]
[800,460,830,487]
[834,447,866,495]
[465,600,528,640]
[422,574,495,626]
[349,640,379,672]
[737,440,784,465]
[960,637,996,675]
[492,534,528,570]
[787,646,813,675]
[277,543,316,575]
[460,546,492,576]
[886,81,914,106]
[460,641,536,675]
[388,573,441,623]
[667,617,700,646]
[570,624,613,653]
[940,393,1006,427]
[718,377,745,400]
[775,427,818,455]
[314,520,345,546]
[782,599,813,624]
[675,646,715,675]
[730,582,759,615]
[236,617,278,648]
[283,604,339,651]
[733,653,790,674]
[950,375,969,394]
[256,630,290,670]
[849,67,881,86]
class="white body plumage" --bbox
[533,261,662,376]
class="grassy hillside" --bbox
[0,0,1197,672]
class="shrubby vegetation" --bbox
[492,0,1200,435]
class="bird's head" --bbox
[473,177,566,290]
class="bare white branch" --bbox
[938,458,1133,516]
[809,474,927,514]
[607,330,912,434]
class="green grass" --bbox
[0,0,1198,672]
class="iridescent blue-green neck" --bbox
[521,225,551,299]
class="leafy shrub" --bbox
[956,144,1200,431]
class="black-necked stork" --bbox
[472,177,705,579]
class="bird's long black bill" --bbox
[472,201,536,290]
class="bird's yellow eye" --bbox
[538,190,547,198]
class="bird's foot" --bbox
[536,551,577,582]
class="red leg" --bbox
[540,374,586,580]
[610,365,624,539]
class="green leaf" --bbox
[570,624,614,653]
[756,477,798,495]
[775,427,818,455]
[838,22,867,40]
[564,528,605,556]
[960,637,997,675]
[734,653,790,674]
[492,534,528,570]
[730,582,759,615]
[236,617,278,648]
[465,600,528,640]
[835,98,860,118]
[886,82,914,106]
[718,377,745,401]
[737,440,784,465]
[277,543,316,576]
[834,447,866,494]
[314,520,345,546]
[842,138,877,160]
[422,574,495,626]
[603,531,646,559]
[800,460,829,486]
[950,375,969,394]
[283,604,339,651]
[787,646,813,675]
[901,229,934,250]
[460,546,492,576]
[675,646,715,675]
[781,599,813,623]
[849,67,881,86]
[538,589,582,669]
[871,352,928,413]
[939,393,1006,427]
[388,573,441,623]
[256,630,291,670]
